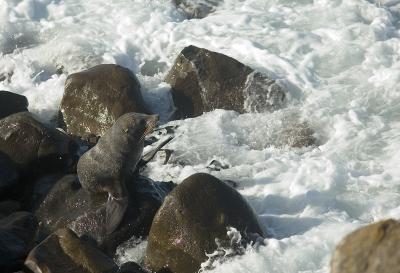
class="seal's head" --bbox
[114,112,159,144]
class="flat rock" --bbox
[25,228,118,273]
[0,112,78,174]
[0,212,38,272]
[145,173,264,273]
[60,64,149,138]
[331,219,400,273]
[0,91,28,120]
[165,45,286,119]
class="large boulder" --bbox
[0,200,21,218]
[34,175,105,240]
[24,228,118,273]
[331,219,400,273]
[0,212,38,272]
[145,173,264,273]
[165,45,285,119]
[0,91,28,120]
[0,152,19,197]
[35,174,175,255]
[60,64,150,138]
[0,112,78,174]
[173,0,221,19]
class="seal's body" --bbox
[75,113,158,237]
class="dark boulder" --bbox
[144,173,264,273]
[34,175,104,240]
[0,91,28,120]
[0,152,19,197]
[118,262,147,273]
[29,174,69,213]
[0,112,78,174]
[0,212,38,272]
[93,176,175,255]
[60,64,150,138]
[331,219,400,273]
[0,200,20,218]
[165,45,285,119]
[24,228,118,273]
[173,0,221,19]
[35,174,175,255]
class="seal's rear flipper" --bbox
[105,197,128,235]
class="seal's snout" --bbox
[144,114,159,136]
[146,114,159,129]
[150,114,159,123]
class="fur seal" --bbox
[75,112,159,238]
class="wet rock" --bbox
[24,228,118,273]
[0,152,19,197]
[118,262,147,273]
[0,212,38,272]
[0,200,20,218]
[0,72,13,83]
[174,0,221,19]
[34,175,103,239]
[149,149,173,165]
[29,174,67,212]
[0,91,28,120]
[83,176,176,255]
[139,136,174,169]
[331,219,400,273]
[0,112,78,174]
[140,59,168,76]
[145,173,264,273]
[35,174,175,255]
[165,45,285,119]
[207,159,229,171]
[60,64,149,138]
[277,121,316,148]
[1,32,38,55]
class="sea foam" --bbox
[2,0,400,272]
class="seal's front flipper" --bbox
[105,196,128,235]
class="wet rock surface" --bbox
[118,262,148,273]
[24,228,118,273]
[0,152,19,197]
[34,175,106,240]
[165,45,285,119]
[275,121,317,148]
[0,200,21,218]
[35,174,175,255]
[0,91,28,120]
[0,112,78,174]
[0,212,38,272]
[173,0,221,19]
[145,173,264,273]
[60,64,149,138]
[331,219,400,273]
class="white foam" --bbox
[2,0,400,272]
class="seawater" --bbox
[2,0,400,272]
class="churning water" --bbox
[2,0,400,272]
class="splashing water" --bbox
[2,0,400,272]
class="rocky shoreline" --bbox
[0,42,396,273]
